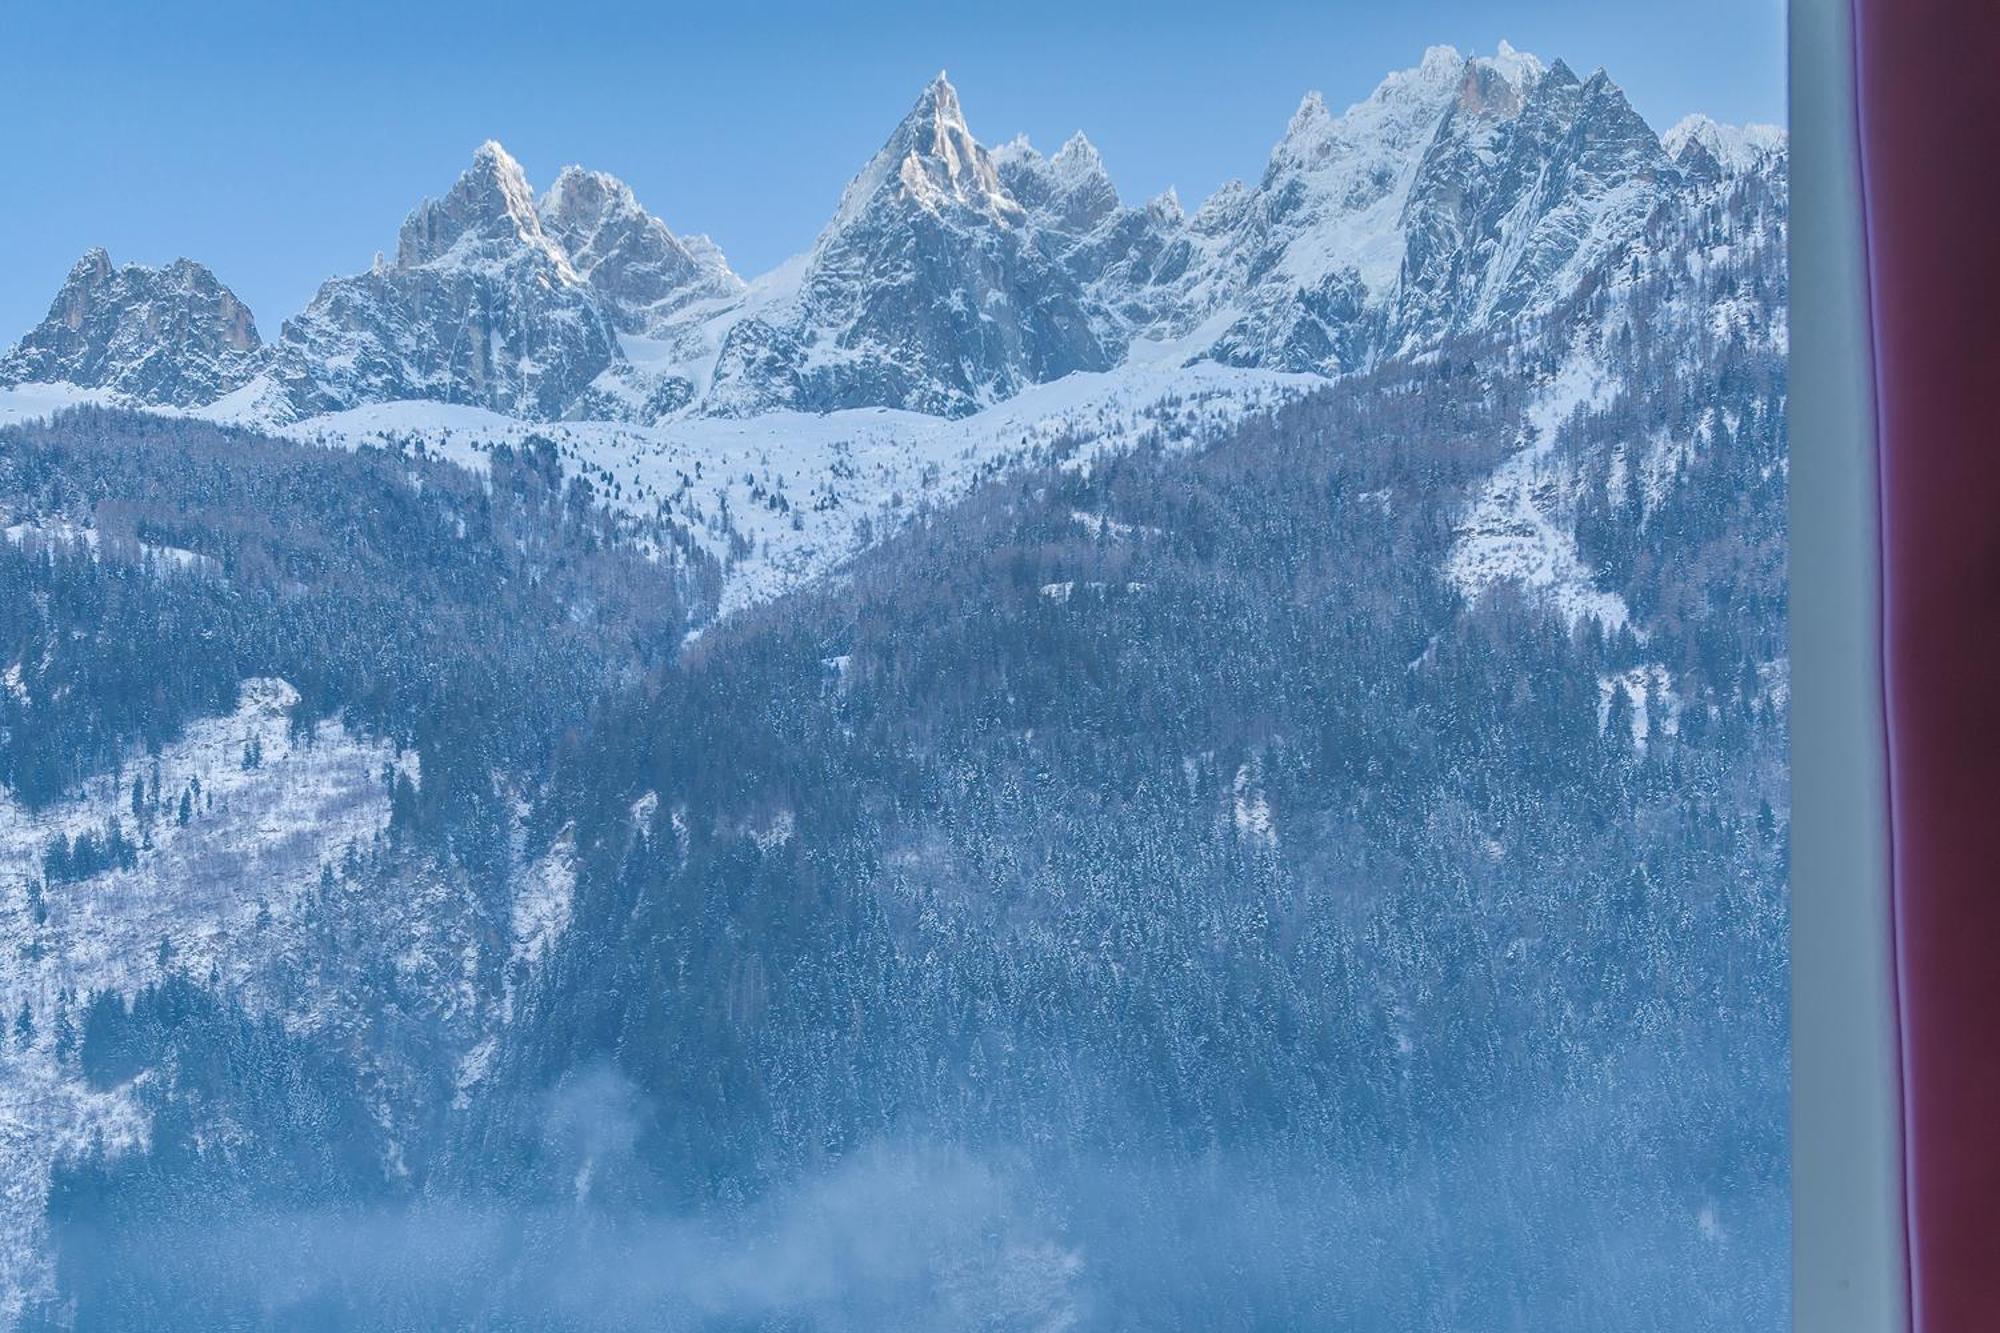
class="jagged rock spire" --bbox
[822,71,1019,240]
[396,141,560,271]
[0,249,262,406]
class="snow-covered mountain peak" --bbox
[1662,114,1788,175]
[1478,39,1545,89]
[994,129,1122,235]
[266,142,618,421]
[0,49,1776,451]
[825,72,1020,239]
[1265,44,1464,187]
[1358,43,1469,116]
[1284,91,1333,143]
[1388,50,1677,349]
[1413,44,1466,83]
[1456,42,1545,119]
[0,249,263,407]
[1215,43,1475,337]
[394,140,566,273]
[1146,187,1185,225]
[1190,178,1250,229]
[699,70,1126,418]
[1050,132,1108,188]
[65,246,113,291]
[541,163,640,223]
[536,164,743,333]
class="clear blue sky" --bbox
[0,1,1783,342]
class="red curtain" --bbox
[1853,1,2000,1327]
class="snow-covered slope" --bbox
[0,678,579,1321]
[0,681,392,1319]
[1446,355,1629,631]
[1176,43,1477,371]
[538,165,743,335]
[1663,114,1789,176]
[272,330,1314,617]
[1447,103,1787,636]
[1,48,1777,434]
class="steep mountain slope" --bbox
[1448,108,1788,635]
[536,166,742,334]
[993,131,1187,334]
[264,142,622,422]
[0,250,262,407]
[706,75,1119,417]
[1391,57,1679,347]
[1169,43,1479,371]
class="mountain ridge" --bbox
[1,46,1785,431]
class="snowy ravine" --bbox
[1447,357,1629,633]
[0,680,576,1321]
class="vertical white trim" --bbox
[1790,1,1909,1328]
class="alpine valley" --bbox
[0,44,1786,1330]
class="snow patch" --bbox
[1597,665,1679,748]
[0,679,395,1322]
[1446,360,1631,632]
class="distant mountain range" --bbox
[0,45,1783,430]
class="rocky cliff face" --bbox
[267,142,623,421]
[0,250,262,407]
[994,132,1187,338]
[1157,42,1697,373]
[1389,56,1679,349]
[1165,44,1477,373]
[706,75,1121,418]
[536,165,742,334]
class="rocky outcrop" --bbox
[268,142,622,421]
[706,75,1120,418]
[0,250,262,406]
[536,166,742,333]
[0,50,1787,428]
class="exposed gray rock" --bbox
[1391,58,1680,348]
[994,134,1185,338]
[0,49,1787,429]
[537,166,742,334]
[269,142,622,421]
[0,249,262,406]
[707,75,1119,418]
